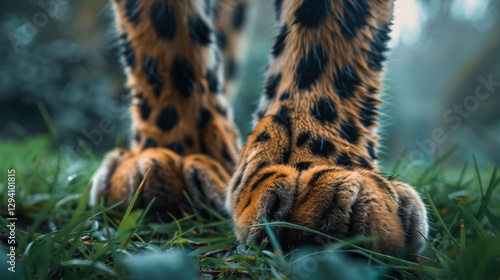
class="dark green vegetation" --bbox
[0,135,499,279]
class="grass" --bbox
[0,135,499,279]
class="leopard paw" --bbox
[229,163,427,255]
[90,148,229,213]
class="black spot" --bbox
[191,169,205,196]
[275,174,288,180]
[210,163,226,184]
[150,2,177,40]
[368,23,392,69]
[156,107,179,132]
[134,131,141,143]
[143,56,163,97]
[171,56,195,97]
[243,162,268,187]
[311,98,337,124]
[216,31,227,50]
[281,149,291,164]
[271,25,288,57]
[250,172,276,191]
[264,72,282,99]
[189,14,211,45]
[367,141,377,160]
[221,146,234,164]
[255,110,265,120]
[144,138,157,148]
[296,132,311,147]
[165,142,184,154]
[121,36,136,70]
[197,107,213,128]
[307,169,334,188]
[333,64,361,99]
[336,153,352,166]
[370,173,397,199]
[241,195,252,211]
[125,0,140,25]
[359,96,378,127]
[340,0,370,38]
[295,162,311,171]
[232,2,247,31]
[232,173,243,192]
[357,157,372,169]
[274,0,284,20]
[296,44,328,90]
[214,105,227,117]
[139,98,151,120]
[184,135,194,147]
[225,59,237,80]
[279,92,290,101]
[340,119,360,144]
[256,132,271,142]
[294,0,330,28]
[273,106,291,134]
[309,137,336,157]
[206,69,220,93]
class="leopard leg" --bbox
[213,0,249,96]
[90,0,241,213]
[227,0,428,256]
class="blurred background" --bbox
[1,0,499,176]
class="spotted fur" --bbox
[90,0,428,256]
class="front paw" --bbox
[230,163,428,256]
[90,148,187,213]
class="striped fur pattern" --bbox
[90,0,428,256]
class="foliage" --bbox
[0,135,498,280]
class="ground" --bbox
[0,134,499,279]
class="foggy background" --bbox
[1,0,499,175]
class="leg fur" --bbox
[228,0,428,256]
[90,0,245,212]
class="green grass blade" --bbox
[60,260,118,277]
[456,198,488,240]
[472,154,484,198]
[483,206,500,235]
[459,220,465,254]
[476,165,498,220]
[71,182,91,223]
[456,161,468,187]
[37,101,59,144]
[121,167,151,226]
[261,217,283,259]
[423,188,459,246]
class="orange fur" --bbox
[90,0,428,256]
